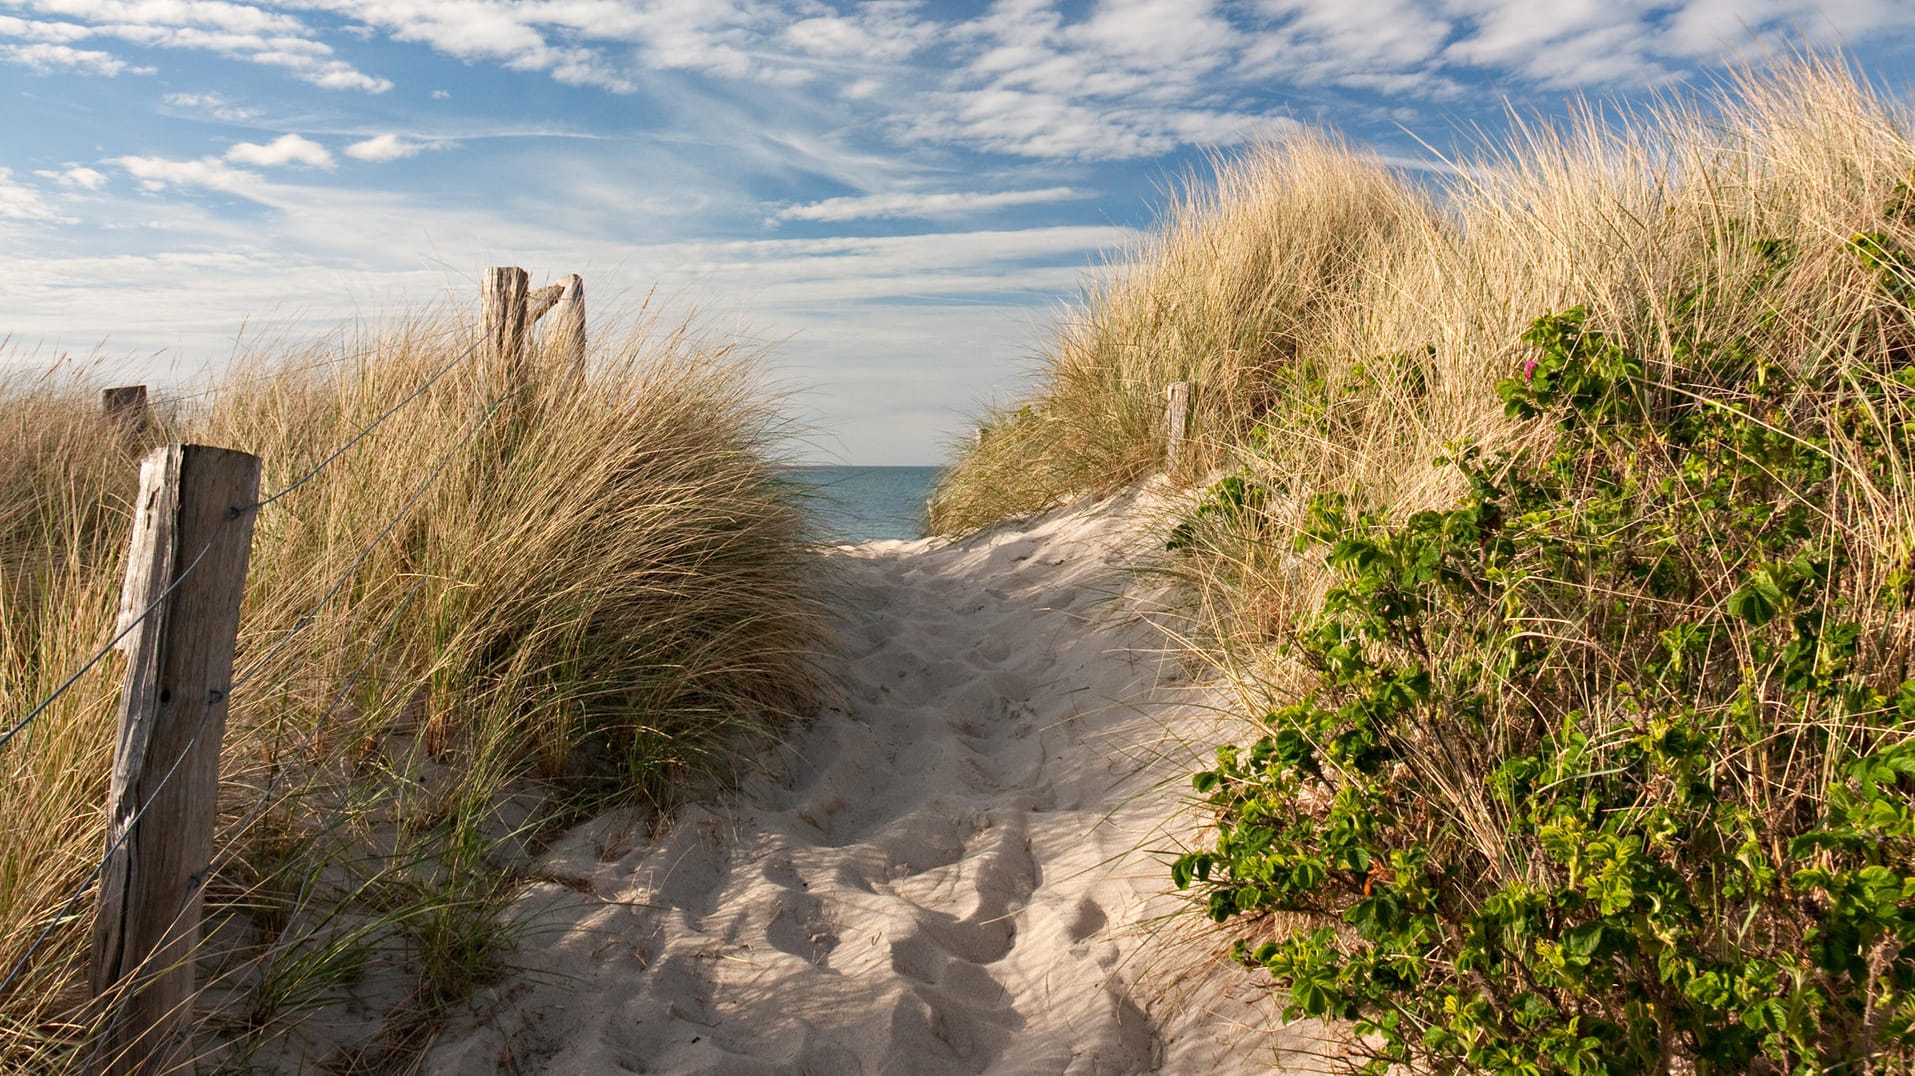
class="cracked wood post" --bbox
[1164,380,1190,470]
[482,266,530,407]
[90,444,261,1076]
[526,274,586,380]
[549,274,586,376]
[101,386,154,445]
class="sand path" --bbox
[423,493,1329,1074]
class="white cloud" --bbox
[0,168,61,220]
[1235,0,1915,95]
[0,0,391,91]
[431,88,450,99]
[161,90,259,120]
[343,133,436,162]
[225,133,334,169]
[22,0,308,36]
[34,165,108,189]
[782,4,937,62]
[0,13,92,41]
[108,154,262,193]
[302,62,392,92]
[0,40,148,74]
[775,187,1091,223]
[1066,0,1237,72]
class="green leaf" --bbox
[1727,570,1785,626]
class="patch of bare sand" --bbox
[421,486,1341,1074]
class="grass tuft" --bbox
[0,307,827,1070]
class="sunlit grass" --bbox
[0,309,828,1069]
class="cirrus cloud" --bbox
[0,39,148,74]
[775,186,1092,224]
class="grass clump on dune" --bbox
[0,311,827,1070]
[944,57,1915,1071]
[928,131,1434,533]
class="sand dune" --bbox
[422,489,1336,1074]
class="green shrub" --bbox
[1176,292,1915,1072]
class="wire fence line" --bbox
[2,333,483,750]
[0,513,236,754]
[0,387,516,1004]
[145,322,475,410]
[0,690,228,998]
[250,335,482,511]
[73,574,436,1067]
[0,332,507,1007]
[231,388,511,694]
[227,575,432,848]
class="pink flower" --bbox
[1522,358,1539,382]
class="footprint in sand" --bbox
[404,491,1328,1076]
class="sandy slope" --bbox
[421,490,1338,1074]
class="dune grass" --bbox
[937,56,1915,1070]
[0,310,828,1070]
[927,130,1437,533]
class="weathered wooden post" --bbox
[526,275,586,374]
[91,445,261,1075]
[548,274,585,374]
[482,266,529,399]
[1165,380,1190,469]
[101,386,154,443]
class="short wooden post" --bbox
[91,444,261,1076]
[526,274,586,377]
[548,274,585,374]
[482,266,529,399]
[1165,380,1190,469]
[101,386,154,443]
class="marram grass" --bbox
[0,311,828,1070]
[938,54,1915,1071]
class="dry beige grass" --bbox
[931,55,1915,1065]
[929,131,1438,533]
[0,311,828,1071]
[934,56,1915,669]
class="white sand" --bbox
[421,488,1340,1074]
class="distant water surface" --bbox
[793,466,943,542]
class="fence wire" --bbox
[0,387,512,1005]
[250,335,482,511]
[147,322,472,410]
[1,331,481,752]
[1,329,500,1010]
[0,512,237,754]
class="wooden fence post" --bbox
[1165,380,1190,469]
[525,274,586,377]
[482,266,529,399]
[548,274,585,375]
[101,386,154,443]
[90,444,261,1076]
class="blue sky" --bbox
[2,1,1912,464]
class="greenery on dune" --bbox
[0,315,827,1069]
[939,58,1915,1072]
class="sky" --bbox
[2,1,1913,464]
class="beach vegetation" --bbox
[0,310,826,1070]
[936,54,1915,1072]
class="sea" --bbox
[791,466,944,543]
